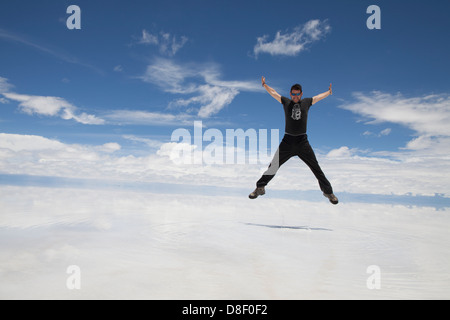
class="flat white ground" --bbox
[1,186,449,299]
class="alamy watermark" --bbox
[366,265,381,290]
[168,121,279,166]
[66,5,81,30]
[66,265,81,290]
[366,5,381,30]
[66,5,380,31]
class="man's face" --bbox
[290,90,302,103]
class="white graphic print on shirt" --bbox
[291,104,301,120]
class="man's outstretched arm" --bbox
[262,76,282,103]
[312,83,332,105]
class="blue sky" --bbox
[1,0,450,200]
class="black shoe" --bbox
[249,187,265,199]
[323,193,339,205]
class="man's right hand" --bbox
[261,76,281,103]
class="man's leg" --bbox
[256,141,293,188]
[297,140,333,195]
[249,141,293,199]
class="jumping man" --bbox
[249,77,339,205]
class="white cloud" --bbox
[122,135,165,149]
[156,141,197,163]
[0,133,124,177]
[339,91,450,155]
[4,93,72,116]
[403,136,450,154]
[141,58,261,118]
[0,132,258,190]
[1,131,449,197]
[0,76,13,93]
[113,65,123,72]
[341,92,450,137]
[104,109,195,126]
[138,29,159,45]
[174,85,239,118]
[2,92,104,125]
[363,128,392,137]
[0,133,65,152]
[141,58,198,94]
[326,146,354,158]
[254,19,331,57]
[380,128,392,136]
[68,111,105,125]
[1,76,104,125]
[137,29,188,56]
[160,32,188,56]
[321,152,450,197]
[96,142,121,153]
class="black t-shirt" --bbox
[281,96,313,135]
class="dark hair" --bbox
[290,84,302,93]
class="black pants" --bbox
[256,134,333,194]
